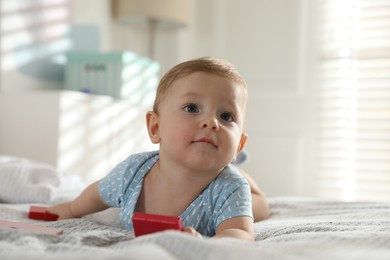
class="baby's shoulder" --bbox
[207,165,249,192]
[126,150,159,163]
[200,165,250,209]
[217,164,247,182]
[106,151,159,182]
[119,151,159,171]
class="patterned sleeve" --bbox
[98,157,133,208]
[214,168,253,228]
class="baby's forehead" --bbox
[157,71,247,110]
[173,73,244,97]
[172,71,245,91]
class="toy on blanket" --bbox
[28,206,59,221]
[132,212,183,237]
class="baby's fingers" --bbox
[182,227,202,238]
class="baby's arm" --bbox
[48,181,109,220]
[238,169,270,222]
[182,217,254,241]
[213,216,254,241]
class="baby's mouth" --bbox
[192,138,218,148]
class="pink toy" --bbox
[132,212,183,237]
[28,206,59,221]
[0,220,63,235]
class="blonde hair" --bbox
[152,57,248,113]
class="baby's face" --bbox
[156,72,247,172]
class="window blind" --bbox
[1,0,71,71]
[317,0,390,201]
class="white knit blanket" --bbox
[0,156,61,203]
[0,197,389,260]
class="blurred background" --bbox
[0,0,389,201]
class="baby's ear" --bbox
[146,111,161,144]
[237,133,248,154]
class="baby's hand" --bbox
[182,226,202,238]
[48,202,75,220]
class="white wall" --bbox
[0,0,318,196]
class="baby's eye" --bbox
[220,112,234,122]
[184,103,199,113]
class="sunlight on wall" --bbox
[57,90,158,182]
[1,0,71,72]
[121,60,160,104]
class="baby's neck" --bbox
[158,160,221,189]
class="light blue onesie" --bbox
[98,151,253,236]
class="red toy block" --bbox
[0,220,63,235]
[28,206,59,221]
[132,212,183,237]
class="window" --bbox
[316,0,390,201]
[1,0,71,72]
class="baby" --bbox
[49,57,269,241]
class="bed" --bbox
[1,156,390,259]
